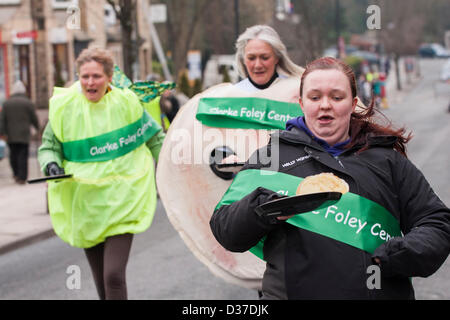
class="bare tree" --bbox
[159,0,213,81]
[200,1,235,55]
[106,0,138,79]
[274,0,333,66]
[378,0,425,90]
[31,0,49,109]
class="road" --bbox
[382,58,450,299]
[0,199,257,300]
[0,59,449,300]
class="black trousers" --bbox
[8,143,29,181]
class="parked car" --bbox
[323,46,379,66]
[350,50,380,65]
[418,43,450,58]
[322,45,358,58]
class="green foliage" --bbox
[220,65,231,83]
[192,78,203,97]
[178,71,191,97]
[151,60,163,79]
[343,55,364,77]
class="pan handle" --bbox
[209,146,237,180]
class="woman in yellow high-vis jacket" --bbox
[38,48,165,300]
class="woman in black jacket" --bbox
[210,57,450,299]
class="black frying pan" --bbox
[255,191,342,218]
[27,174,73,184]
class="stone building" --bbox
[0,0,153,109]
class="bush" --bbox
[178,71,191,97]
[344,56,364,77]
[151,60,163,79]
[221,66,231,83]
[191,78,202,97]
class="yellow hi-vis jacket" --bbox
[142,96,171,132]
[44,82,157,248]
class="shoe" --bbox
[16,179,26,185]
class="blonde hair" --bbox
[75,47,114,77]
[235,25,303,78]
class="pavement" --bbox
[0,137,54,255]
[0,58,418,256]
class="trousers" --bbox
[8,143,29,182]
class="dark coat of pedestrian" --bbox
[0,81,39,183]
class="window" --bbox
[53,44,69,87]
[13,45,30,96]
[0,0,21,5]
[52,0,78,10]
[0,45,8,102]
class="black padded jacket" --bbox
[210,127,450,299]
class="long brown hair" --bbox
[300,57,412,157]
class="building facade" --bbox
[0,0,153,109]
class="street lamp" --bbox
[234,0,239,41]
[335,0,341,59]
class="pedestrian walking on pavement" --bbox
[210,57,450,299]
[0,80,39,184]
[38,48,165,300]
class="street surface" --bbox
[0,59,448,300]
[382,58,450,299]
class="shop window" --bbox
[13,45,30,96]
[53,43,69,87]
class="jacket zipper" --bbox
[279,130,383,298]
[334,156,345,168]
[306,148,373,298]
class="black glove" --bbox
[254,187,289,225]
[46,162,65,176]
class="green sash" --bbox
[62,110,161,162]
[215,169,402,259]
[196,97,302,129]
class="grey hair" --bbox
[11,80,26,95]
[235,25,303,78]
